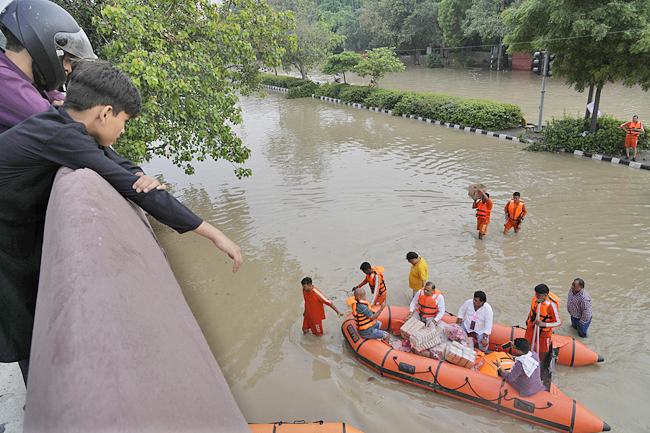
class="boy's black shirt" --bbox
[0,106,203,361]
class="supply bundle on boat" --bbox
[342,305,609,433]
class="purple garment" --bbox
[0,50,64,134]
[501,351,547,397]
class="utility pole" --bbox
[536,51,549,133]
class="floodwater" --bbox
[144,68,650,433]
[311,64,650,125]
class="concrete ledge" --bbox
[24,167,249,433]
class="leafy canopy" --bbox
[353,46,405,84]
[321,51,363,82]
[61,0,295,177]
[278,0,343,79]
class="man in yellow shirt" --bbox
[406,251,428,292]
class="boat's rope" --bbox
[501,389,554,409]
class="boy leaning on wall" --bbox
[0,61,242,382]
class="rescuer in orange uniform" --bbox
[524,284,561,356]
[346,287,389,343]
[407,282,444,327]
[620,115,644,161]
[503,192,527,234]
[302,277,343,336]
[354,262,387,306]
[472,191,493,240]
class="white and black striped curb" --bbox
[262,85,289,93]
[558,148,650,171]
[265,87,649,170]
[311,94,526,143]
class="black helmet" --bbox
[0,0,97,91]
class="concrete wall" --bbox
[24,167,250,433]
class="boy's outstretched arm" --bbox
[193,221,243,273]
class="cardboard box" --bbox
[444,341,477,369]
[400,317,424,340]
[410,327,441,352]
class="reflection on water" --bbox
[309,65,650,125]
[145,91,650,432]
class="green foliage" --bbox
[321,51,363,82]
[315,82,351,98]
[457,50,474,67]
[362,89,407,109]
[279,0,343,79]
[287,81,320,98]
[438,0,472,47]
[339,85,372,103]
[261,74,313,88]
[353,47,405,85]
[504,0,650,132]
[393,92,523,130]
[531,114,649,155]
[80,0,295,177]
[425,52,444,68]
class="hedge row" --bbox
[530,114,649,155]
[314,83,523,130]
[261,75,524,131]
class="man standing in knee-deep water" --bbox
[301,277,342,336]
[567,278,592,338]
[472,191,492,240]
[503,192,527,234]
[406,251,427,293]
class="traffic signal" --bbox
[532,51,543,75]
[546,54,555,77]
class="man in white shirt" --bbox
[456,291,493,351]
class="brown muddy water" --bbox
[144,71,650,433]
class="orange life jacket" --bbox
[365,267,387,296]
[624,121,642,137]
[475,198,492,220]
[505,200,526,223]
[417,289,443,318]
[348,298,375,330]
[527,292,561,326]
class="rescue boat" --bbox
[342,306,610,433]
[437,314,604,367]
[249,421,363,432]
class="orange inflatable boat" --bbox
[437,315,603,367]
[342,306,609,433]
[250,421,363,432]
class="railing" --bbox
[24,167,249,432]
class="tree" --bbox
[437,0,472,48]
[321,51,363,82]
[504,0,650,133]
[55,0,294,177]
[464,0,520,70]
[279,0,343,79]
[353,46,405,85]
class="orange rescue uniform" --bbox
[473,197,493,235]
[620,120,643,148]
[303,286,333,336]
[504,199,527,231]
[525,292,561,355]
[347,297,375,330]
[356,266,387,306]
[417,289,443,318]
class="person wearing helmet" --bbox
[0,0,97,134]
